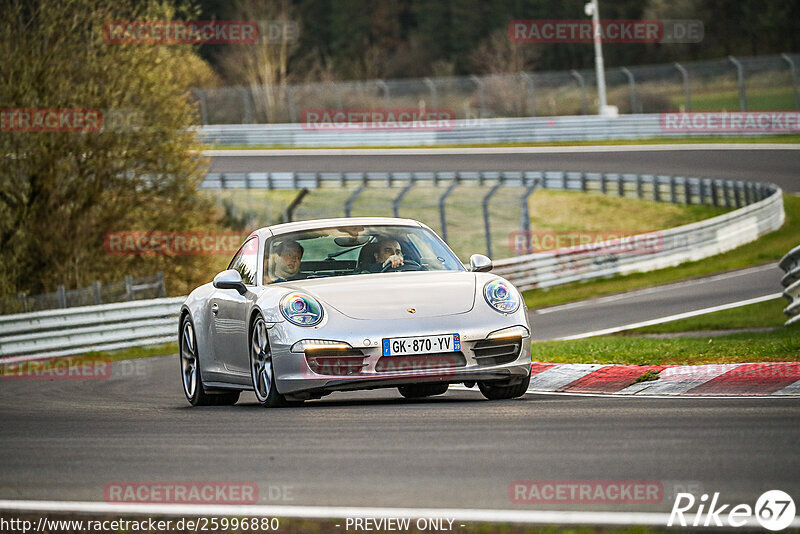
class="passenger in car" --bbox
[266,239,304,283]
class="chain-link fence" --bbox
[193,53,800,124]
[1,273,167,315]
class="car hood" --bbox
[285,271,476,320]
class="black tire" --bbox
[478,374,531,400]
[180,315,238,406]
[398,383,449,399]
[250,314,287,408]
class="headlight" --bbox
[280,292,324,326]
[483,279,520,314]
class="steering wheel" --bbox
[380,259,422,272]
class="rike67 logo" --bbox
[669,490,796,531]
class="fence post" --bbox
[728,56,747,112]
[125,276,133,301]
[344,185,366,217]
[653,176,661,202]
[674,63,691,111]
[521,73,536,117]
[483,182,503,258]
[286,86,297,123]
[570,70,588,115]
[723,181,731,208]
[376,80,390,107]
[192,89,208,125]
[734,182,743,208]
[711,180,719,207]
[423,78,438,110]
[439,179,459,243]
[238,86,254,123]
[519,179,540,255]
[470,75,486,117]
[781,54,800,110]
[284,188,310,222]
[393,182,415,217]
[617,174,625,197]
[57,285,67,309]
[92,281,102,304]
[684,178,692,204]
[621,67,638,113]
[636,174,643,198]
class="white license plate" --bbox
[382,334,460,356]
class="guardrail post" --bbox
[439,179,459,243]
[570,70,588,115]
[423,78,438,109]
[728,56,747,112]
[470,75,487,117]
[284,188,310,222]
[483,182,503,258]
[344,185,366,217]
[734,182,743,208]
[711,180,719,207]
[782,53,800,110]
[674,63,691,111]
[699,179,707,205]
[670,176,677,203]
[636,175,643,198]
[744,183,753,205]
[653,176,661,202]
[562,172,568,190]
[684,178,692,204]
[579,172,587,192]
[92,281,102,305]
[620,67,638,113]
[393,181,415,217]
[57,285,67,309]
[617,174,625,197]
[600,173,607,194]
[723,181,732,208]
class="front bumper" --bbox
[268,312,532,398]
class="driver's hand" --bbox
[382,254,404,268]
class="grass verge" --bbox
[532,325,799,366]
[524,195,799,310]
[630,298,787,334]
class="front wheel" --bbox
[398,383,449,399]
[251,314,286,408]
[180,316,240,406]
[478,375,530,400]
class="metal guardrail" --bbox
[197,112,800,147]
[0,174,785,360]
[779,245,800,326]
[0,297,183,360]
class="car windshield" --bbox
[263,224,464,284]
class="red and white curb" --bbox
[525,362,800,396]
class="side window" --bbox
[227,237,259,285]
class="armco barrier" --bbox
[196,113,797,147]
[0,297,183,360]
[0,175,785,359]
[779,245,800,326]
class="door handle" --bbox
[211,303,219,315]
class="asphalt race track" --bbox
[207,146,800,193]
[1,146,798,518]
[1,357,799,512]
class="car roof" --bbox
[258,217,424,237]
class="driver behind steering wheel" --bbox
[364,236,404,272]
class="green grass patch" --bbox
[524,195,799,310]
[683,87,798,112]
[83,342,178,362]
[207,134,800,151]
[532,326,800,366]
[631,298,787,334]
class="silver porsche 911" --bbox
[179,217,532,407]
